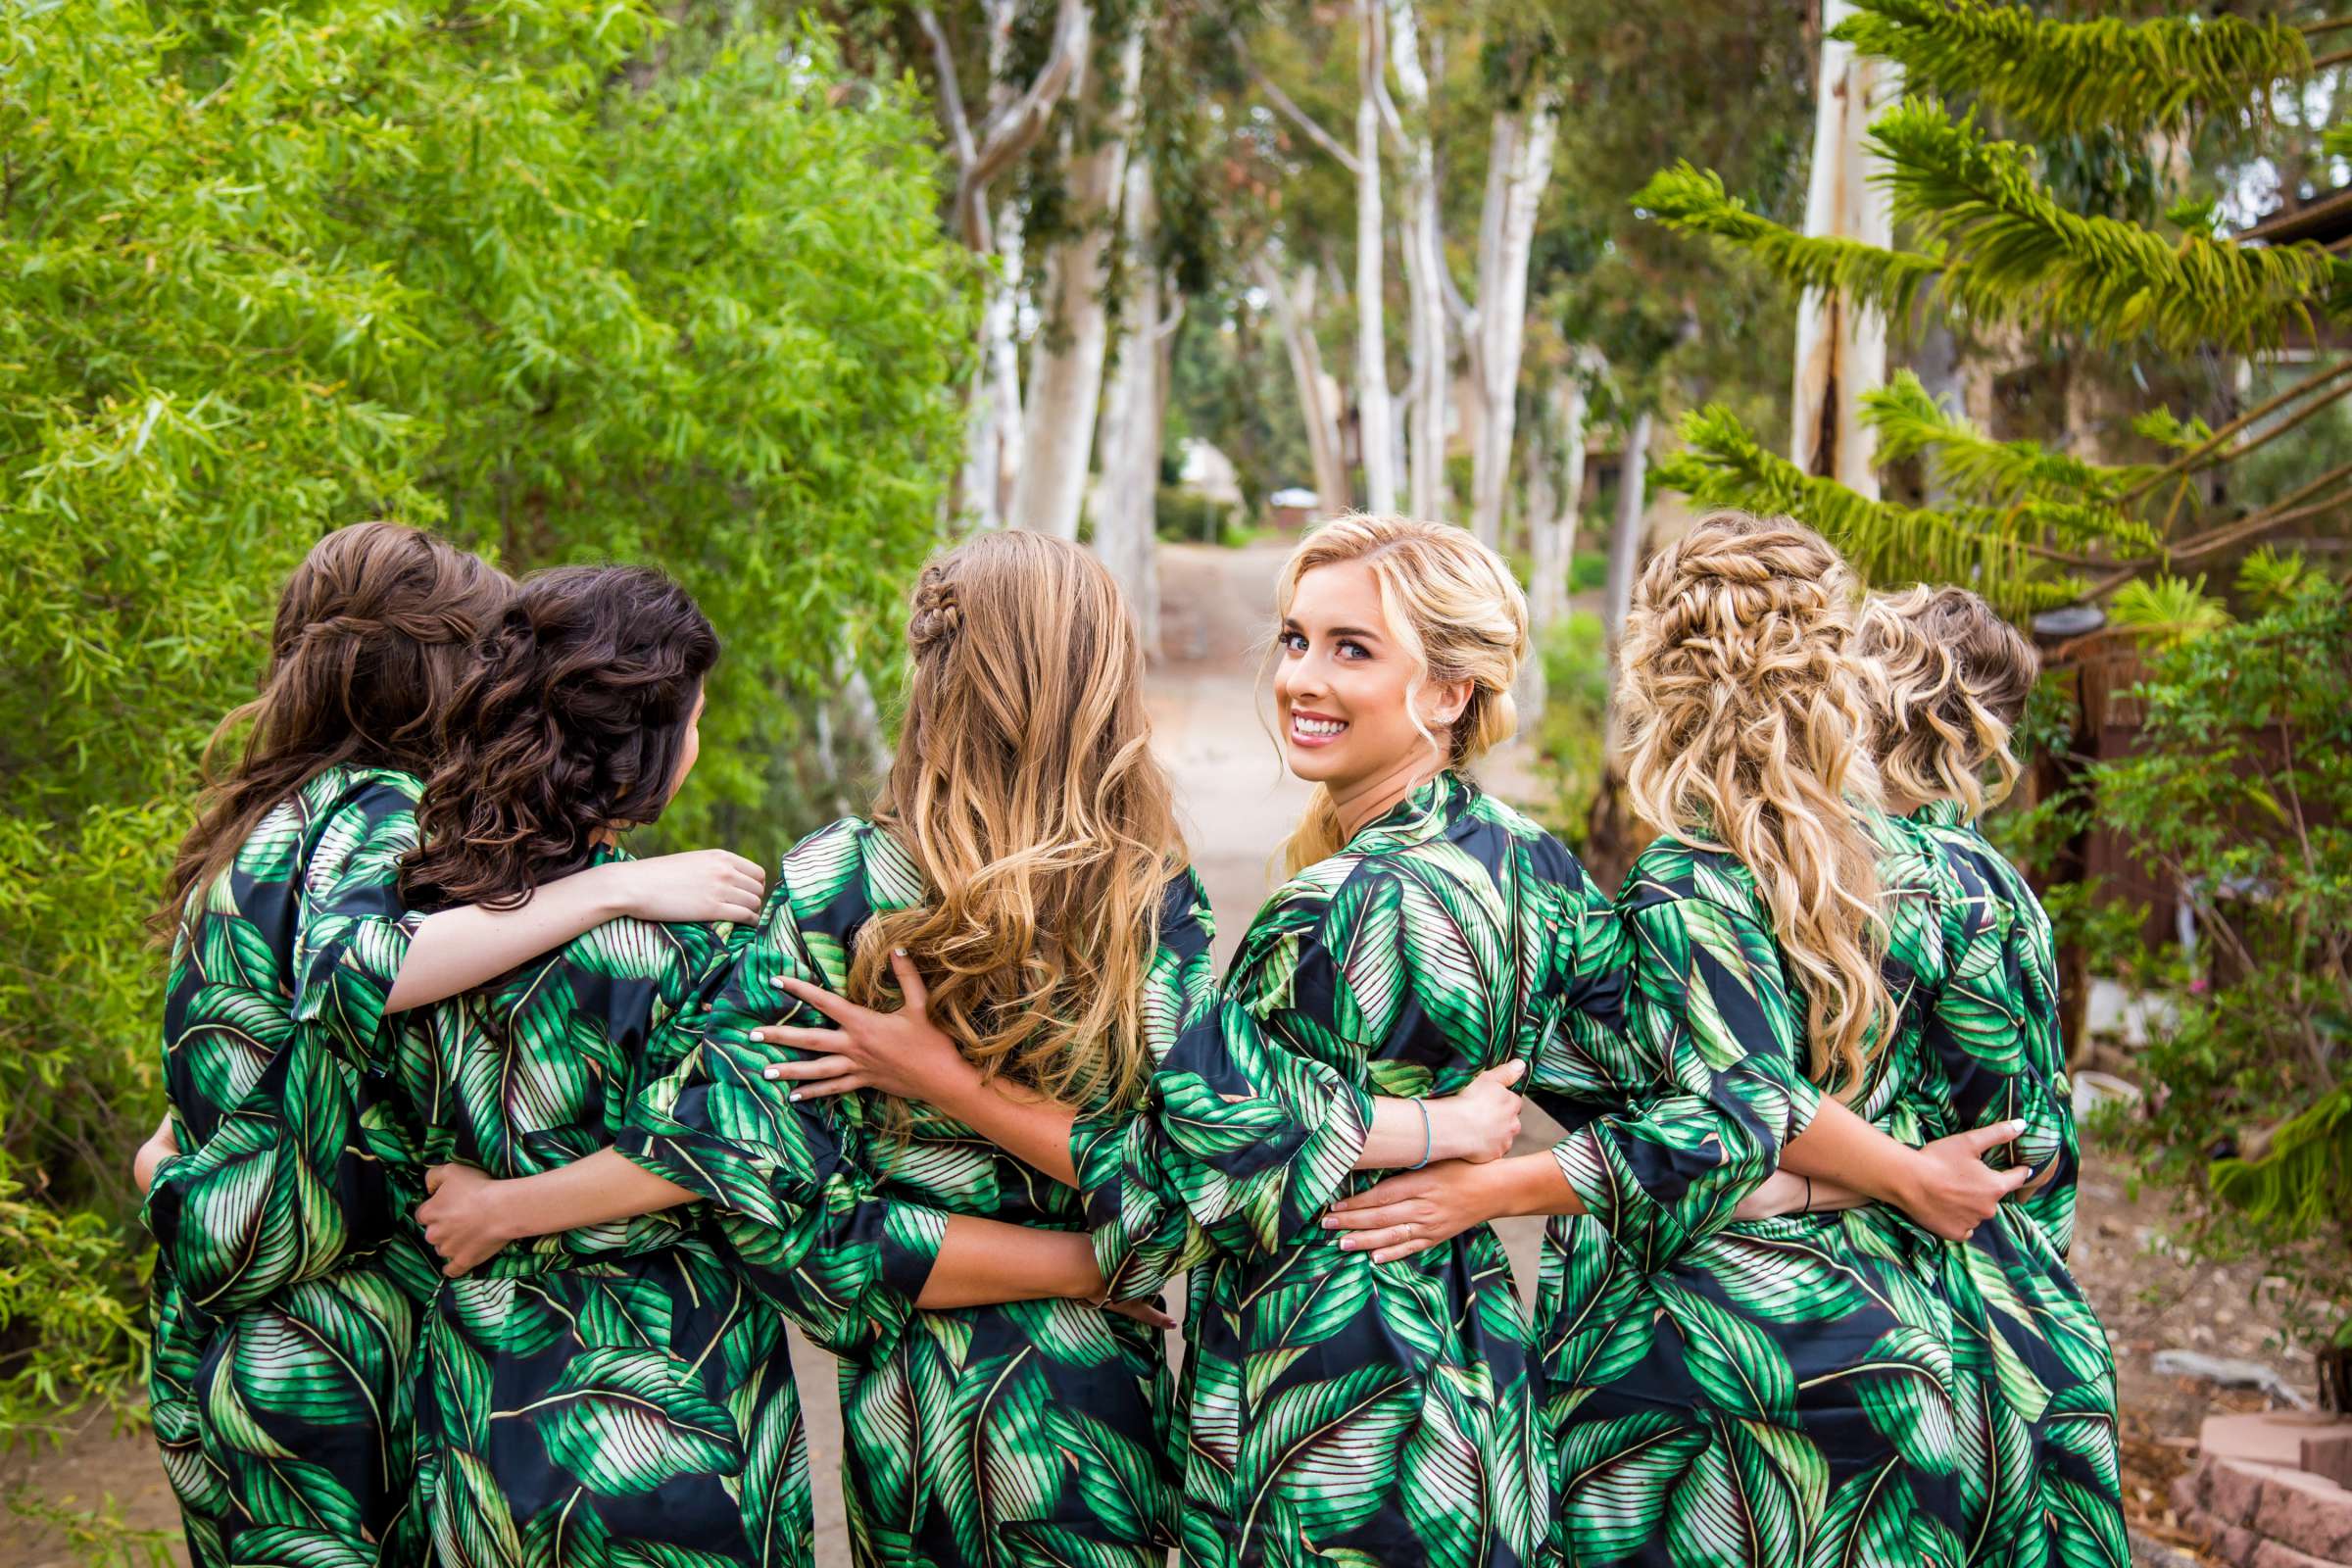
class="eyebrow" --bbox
[1280,617,1384,643]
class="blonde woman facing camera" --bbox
[1063,515,1625,1568]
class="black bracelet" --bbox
[1800,1175,1814,1215]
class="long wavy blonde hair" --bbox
[1271,514,1530,875]
[1619,512,1891,1094]
[858,531,1184,1117]
[1857,585,2038,821]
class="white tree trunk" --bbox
[961,201,1026,527]
[1468,100,1556,549]
[1529,369,1590,632]
[1386,0,1446,520]
[1603,411,1653,648]
[1256,255,1348,514]
[1010,30,1145,538]
[1790,0,1896,495]
[1352,0,1396,514]
[1096,158,1162,657]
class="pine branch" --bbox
[1833,0,2314,139]
[1653,406,2089,614]
[1875,101,2341,354]
[1633,165,1945,319]
[1863,370,2159,532]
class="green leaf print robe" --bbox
[145,765,438,1568]
[1535,814,2124,1568]
[618,815,1221,1568]
[1079,771,1629,1568]
[296,803,821,1568]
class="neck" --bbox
[1882,790,1929,817]
[591,825,624,848]
[1329,752,1447,843]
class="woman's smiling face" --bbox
[1273,561,1468,791]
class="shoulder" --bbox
[1156,862,1215,946]
[774,815,914,926]
[1620,834,1762,918]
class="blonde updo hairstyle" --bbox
[859,530,1185,1122]
[1271,514,1530,876]
[1618,512,1891,1096]
[1857,584,2038,820]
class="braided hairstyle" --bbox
[159,521,511,935]
[1618,512,1892,1096]
[860,530,1186,1122]
[401,565,717,910]
[1857,585,2038,820]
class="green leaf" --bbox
[514,1348,744,1495]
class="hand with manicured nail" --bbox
[1892,1119,2038,1241]
[754,949,979,1104]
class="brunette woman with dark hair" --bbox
[137,525,760,1568]
[300,564,824,1564]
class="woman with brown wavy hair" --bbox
[135,524,760,1568]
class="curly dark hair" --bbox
[159,521,511,936]
[400,564,718,910]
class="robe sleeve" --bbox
[1552,895,1823,1270]
[1924,855,2078,1256]
[1078,874,1378,1281]
[288,779,427,1078]
[150,784,420,1310]
[1066,872,1220,1301]
[613,865,950,1355]
[1526,866,1636,1136]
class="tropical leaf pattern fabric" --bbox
[145,764,438,1568]
[1085,771,1626,1568]
[620,815,1217,1568]
[1536,814,2124,1568]
[1910,801,2076,1256]
[300,818,812,1568]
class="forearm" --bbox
[500,1147,700,1239]
[914,1215,1100,1309]
[385,864,628,1011]
[933,1077,1079,1188]
[1777,1097,1920,1203]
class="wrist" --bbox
[1053,1234,1105,1300]
[585,861,636,921]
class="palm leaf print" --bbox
[519,1348,746,1495]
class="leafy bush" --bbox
[1154,486,1249,546]
[2091,565,2352,1348]
[0,0,973,1434]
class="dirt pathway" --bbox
[0,541,2313,1567]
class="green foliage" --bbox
[1832,0,2315,139]
[1530,612,1611,853]
[2106,574,2230,648]
[1153,486,1250,546]
[0,0,973,1432]
[1863,371,2156,512]
[1874,100,2337,356]
[1633,163,1945,324]
[2094,575,2352,1348]
[1653,406,2091,612]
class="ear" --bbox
[1421,678,1475,731]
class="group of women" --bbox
[136,508,2126,1568]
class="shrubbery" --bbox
[0,0,973,1434]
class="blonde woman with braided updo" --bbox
[1053,514,1624,1568]
[1336,514,2125,1568]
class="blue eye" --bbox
[1279,630,1308,654]
[1337,640,1370,661]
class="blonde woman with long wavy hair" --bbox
[1330,514,2120,1567]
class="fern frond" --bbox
[1655,405,2088,615]
[1834,0,2313,139]
[2233,545,2320,609]
[1873,101,2340,354]
[1632,165,1945,319]
[1863,371,2159,531]
[2132,407,2218,454]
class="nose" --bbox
[1277,647,1328,706]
